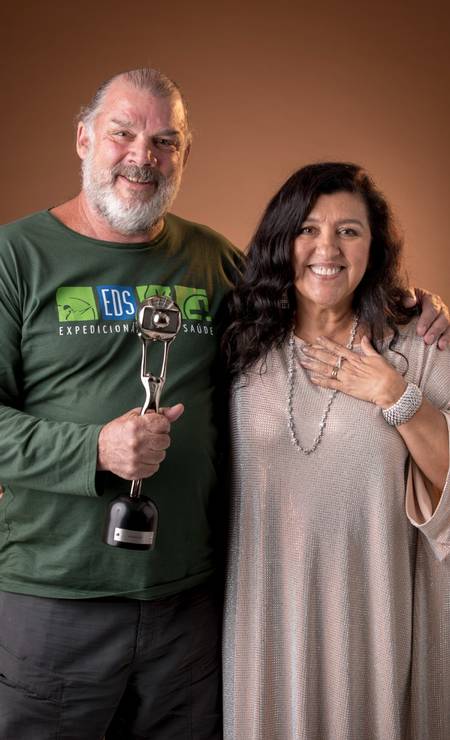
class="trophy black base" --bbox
[103,495,158,551]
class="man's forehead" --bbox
[98,81,186,129]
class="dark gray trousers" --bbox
[0,583,222,740]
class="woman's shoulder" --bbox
[393,316,448,357]
[389,318,450,408]
[231,341,288,389]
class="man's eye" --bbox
[113,131,130,138]
[155,138,177,148]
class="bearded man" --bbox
[0,68,448,740]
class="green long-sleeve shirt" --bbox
[0,210,239,599]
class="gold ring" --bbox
[331,365,339,379]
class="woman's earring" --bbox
[280,290,289,309]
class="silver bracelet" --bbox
[382,382,423,426]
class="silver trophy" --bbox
[103,296,182,551]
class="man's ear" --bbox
[182,141,191,168]
[76,121,90,160]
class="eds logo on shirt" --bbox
[96,286,136,320]
[56,284,214,337]
[136,285,211,322]
[56,286,99,322]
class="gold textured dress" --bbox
[223,321,450,740]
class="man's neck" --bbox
[50,192,164,243]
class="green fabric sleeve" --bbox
[0,406,102,496]
[0,238,101,496]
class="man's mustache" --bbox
[112,164,163,185]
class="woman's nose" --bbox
[314,231,340,255]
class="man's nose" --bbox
[128,140,157,167]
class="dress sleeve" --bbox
[404,340,450,561]
[0,238,102,497]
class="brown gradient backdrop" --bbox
[1,0,449,303]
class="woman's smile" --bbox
[293,191,371,312]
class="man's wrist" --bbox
[96,426,108,471]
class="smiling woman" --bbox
[222,162,450,740]
[291,191,371,326]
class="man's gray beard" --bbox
[81,153,182,237]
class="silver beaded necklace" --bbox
[287,314,359,454]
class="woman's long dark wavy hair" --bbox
[223,161,417,377]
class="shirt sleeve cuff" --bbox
[406,411,450,561]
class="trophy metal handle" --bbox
[129,336,175,499]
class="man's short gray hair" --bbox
[77,68,191,142]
